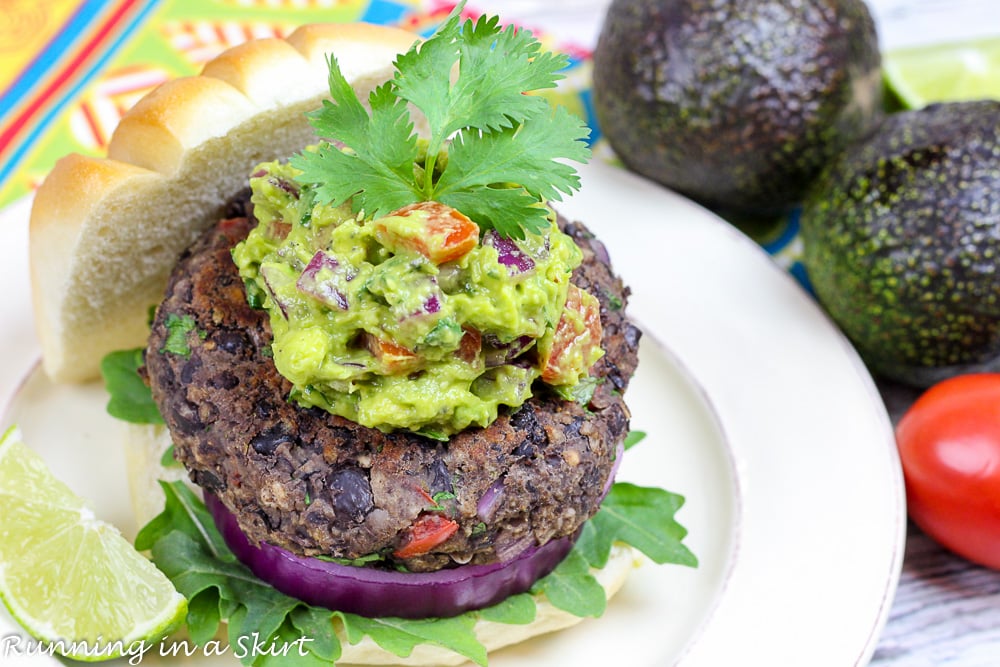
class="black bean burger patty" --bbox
[145,209,641,573]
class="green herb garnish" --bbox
[160,313,199,358]
[290,2,591,240]
[100,348,164,424]
[160,444,182,469]
[623,430,646,451]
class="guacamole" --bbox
[232,160,603,437]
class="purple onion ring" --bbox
[206,493,577,618]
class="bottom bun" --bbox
[124,423,640,666]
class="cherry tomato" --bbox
[896,373,1000,569]
[393,513,459,559]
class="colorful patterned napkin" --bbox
[0,0,597,209]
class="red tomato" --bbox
[541,284,603,385]
[364,333,419,374]
[896,373,1000,569]
[392,513,459,559]
[375,201,479,264]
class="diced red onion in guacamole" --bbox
[484,230,534,274]
[297,251,349,310]
[260,265,291,319]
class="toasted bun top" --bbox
[29,23,419,383]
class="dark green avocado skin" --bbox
[592,0,882,217]
[801,101,1000,387]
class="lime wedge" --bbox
[0,425,186,660]
[884,38,1000,109]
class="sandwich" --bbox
[28,5,695,665]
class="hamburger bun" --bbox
[31,21,644,665]
[29,23,419,383]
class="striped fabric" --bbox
[0,0,158,203]
[0,0,594,209]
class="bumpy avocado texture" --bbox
[592,0,883,218]
[801,101,1000,387]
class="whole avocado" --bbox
[592,0,883,217]
[801,101,1000,387]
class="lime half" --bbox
[0,425,186,660]
[884,38,1000,109]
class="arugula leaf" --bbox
[186,590,224,645]
[100,348,164,424]
[476,592,536,625]
[623,430,647,450]
[135,481,229,559]
[289,606,341,663]
[291,1,590,239]
[577,483,698,570]
[141,477,695,666]
[338,613,487,667]
[160,444,182,469]
[531,549,606,618]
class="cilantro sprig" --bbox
[290,3,591,239]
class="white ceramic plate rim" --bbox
[560,161,905,666]
[0,159,905,666]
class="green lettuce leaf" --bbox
[100,348,163,424]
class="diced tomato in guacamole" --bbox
[541,284,604,385]
[374,201,480,265]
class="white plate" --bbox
[0,160,904,666]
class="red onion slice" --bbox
[601,440,626,500]
[476,477,505,522]
[206,493,577,618]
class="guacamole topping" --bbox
[232,160,604,437]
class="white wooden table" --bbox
[871,380,1000,667]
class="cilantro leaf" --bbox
[161,313,199,357]
[395,12,564,143]
[290,0,589,239]
[436,108,591,238]
[391,12,463,141]
[451,16,567,128]
[437,186,548,239]
[291,75,419,219]
[100,348,164,424]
